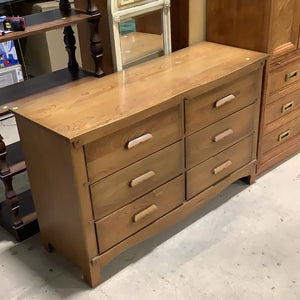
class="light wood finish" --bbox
[187,136,253,199]
[85,105,182,181]
[207,1,300,174]
[265,89,300,124]
[213,160,233,175]
[127,134,153,149]
[94,161,257,270]
[265,109,300,134]
[133,204,158,223]
[96,175,184,253]
[14,42,266,287]
[186,104,256,169]
[12,42,267,144]
[269,58,300,95]
[185,69,261,134]
[16,115,100,286]
[270,0,300,58]
[261,117,300,155]
[258,134,300,173]
[90,141,184,220]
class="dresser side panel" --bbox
[15,115,98,270]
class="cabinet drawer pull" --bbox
[126,133,153,149]
[130,170,155,187]
[278,130,290,142]
[213,129,234,142]
[215,94,236,108]
[285,70,298,82]
[213,160,232,175]
[281,101,294,113]
[133,204,158,223]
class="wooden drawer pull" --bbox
[133,204,158,223]
[278,130,290,142]
[285,70,298,82]
[126,133,153,149]
[213,160,232,175]
[130,170,155,187]
[215,94,235,108]
[213,129,234,142]
[281,101,294,113]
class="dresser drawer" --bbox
[91,141,184,220]
[187,136,253,199]
[261,117,300,155]
[85,105,182,181]
[269,58,300,95]
[186,104,256,169]
[185,70,261,134]
[95,175,185,253]
[265,88,300,124]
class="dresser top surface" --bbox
[13,42,267,142]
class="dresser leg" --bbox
[243,167,256,185]
[83,264,101,288]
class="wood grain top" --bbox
[13,42,268,144]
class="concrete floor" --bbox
[0,117,299,299]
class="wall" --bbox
[189,0,206,45]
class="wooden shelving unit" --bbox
[0,8,98,43]
[0,0,104,241]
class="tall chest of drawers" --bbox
[14,42,267,287]
[207,0,300,174]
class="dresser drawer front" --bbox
[85,105,182,181]
[187,136,253,199]
[91,141,184,219]
[96,175,185,253]
[269,59,300,95]
[265,88,300,124]
[185,70,261,134]
[186,104,256,169]
[261,117,300,155]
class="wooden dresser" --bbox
[207,0,300,174]
[13,42,267,287]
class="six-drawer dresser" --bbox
[13,42,267,287]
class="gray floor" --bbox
[0,117,299,299]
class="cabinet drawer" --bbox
[91,141,184,220]
[186,104,256,169]
[85,105,182,181]
[260,134,300,166]
[261,117,300,155]
[269,58,300,95]
[185,70,261,134]
[265,88,300,124]
[187,136,253,199]
[96,175,185,253]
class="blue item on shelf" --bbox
[0,41,19,69]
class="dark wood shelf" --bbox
[0,8,99,43]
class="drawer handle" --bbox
[213,160,233,175]
[133,204,158,223]
[281,101,294,113]
[278,130,290,142]
[215,94,236,108]
[126,133,153,149]
[285,70,298,82]
[213,129,234,142]
[130,170,155,187]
